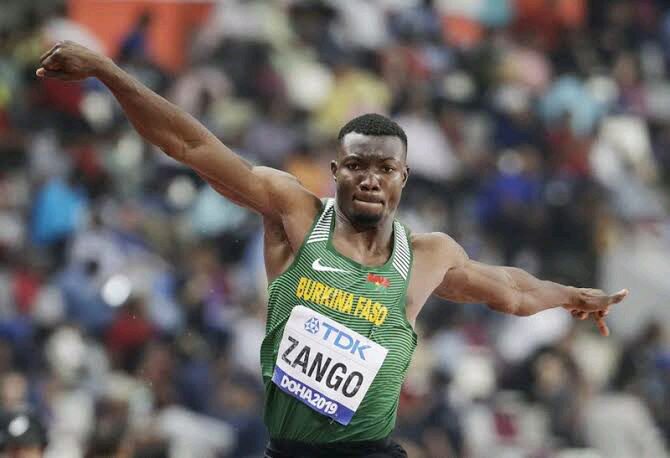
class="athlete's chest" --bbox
[329,234,393,268]
[291,248,403,329]
[273,198,414,324]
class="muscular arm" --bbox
[436,255,576,316]
[430,234,627,333]
[37,41,319,219]
[98,62,266,206]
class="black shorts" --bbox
[264,437,408,458]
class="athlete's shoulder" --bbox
[253,165,298,181]
[253,166,310,196]
[410,231,454,249]
[254,166,322,218]
[410,232,468,269]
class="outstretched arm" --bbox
[36,41,319,219]
[432,234,628,336]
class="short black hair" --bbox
[337,113,408,151]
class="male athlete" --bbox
[36,42,628,458]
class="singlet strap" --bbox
[305,199,412,279]
[305,198,335,244]
[391,221,412,280]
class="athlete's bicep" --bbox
[430,235,517,309]
[196,165,321,218]
[436,260,518,309]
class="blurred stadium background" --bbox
[0,0,669,457]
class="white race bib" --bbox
[271,306,388,425]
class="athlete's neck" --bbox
[333,205,394,265]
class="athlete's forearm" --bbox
[503,267,576,316]
[93,58,274,210]
[435,235,624,328]
[96,59,210,160]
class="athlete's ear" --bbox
[330,160,338,181]
[401,166,410,188]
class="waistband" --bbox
[268,435,392,455]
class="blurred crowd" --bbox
[0,0,669,457]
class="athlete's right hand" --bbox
[563,288,629,336]
[36,41,109,82]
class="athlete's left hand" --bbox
[563,288,629,336]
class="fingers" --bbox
[594,315,609,337]
[571,310,589,320]
[40,41,71,73]
[570,309,608,318]
[41,52,64,72]
[39,43,61,64]
[567,308,610,336]
[40,41,63,65]
[574,287,629,311]
[35,68,67,80]
[609,289,629,305]
[573,288,608,310]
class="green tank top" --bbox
[260,198,417,442]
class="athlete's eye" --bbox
[347,163,360,171]
[382,166,395,173]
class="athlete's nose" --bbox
[359,172,381,192]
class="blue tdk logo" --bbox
[321,322,370,360]
[304,317,320,334]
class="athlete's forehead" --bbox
[338,132,405,162]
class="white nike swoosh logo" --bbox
[311,258,351,274]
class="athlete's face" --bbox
[331,133,409,228]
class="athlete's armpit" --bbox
[425,232,523,313]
